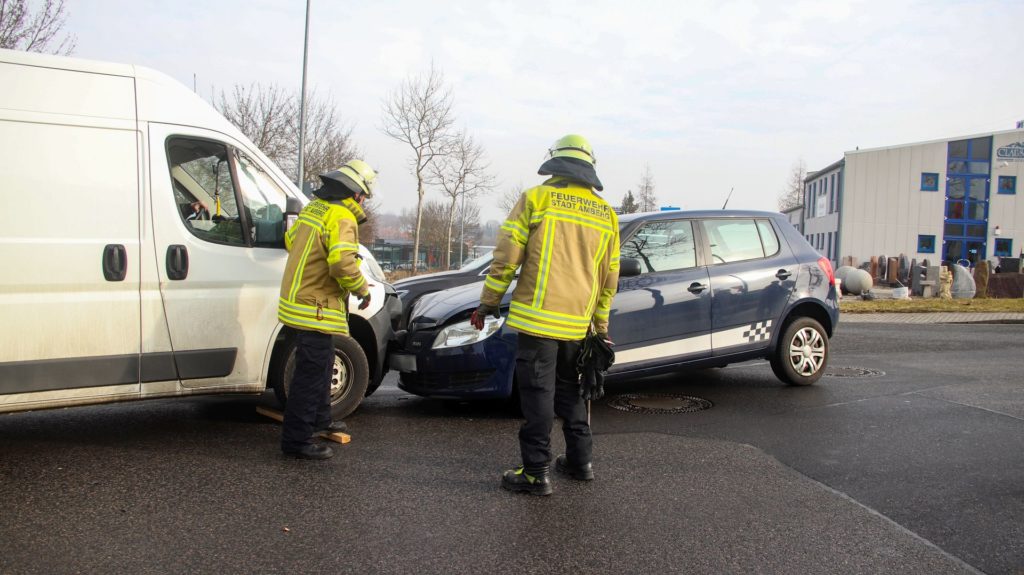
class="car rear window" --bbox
[702,219,765,263]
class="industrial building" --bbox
[802,127,1024,269]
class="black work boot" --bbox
[283,443,334,460]
[501,467,552,496]
[319,420,348,434]
[555,454,594,481]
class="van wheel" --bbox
[272,334,370,419]
[770,316,828,386]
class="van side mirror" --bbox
[620,257,642,277]
[283,196,303,233]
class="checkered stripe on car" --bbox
[742,320,772,342]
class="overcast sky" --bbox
[67,0,1024,222]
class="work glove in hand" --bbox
[469,303,500,330]
[355,291,372,310]
[577,333,616,401]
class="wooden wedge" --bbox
[256,405,351,444]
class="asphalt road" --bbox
[1,323,1021,574]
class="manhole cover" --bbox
[607,393,712,414]
[824,366,886,378]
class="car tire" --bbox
[770,316,828,386]
[271,334,370,419]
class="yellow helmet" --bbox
[545,134,597,166]
[320,159,378,198]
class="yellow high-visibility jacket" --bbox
[481,177,620,341]
[278,197,369,335]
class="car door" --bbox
[0,88,141,401]
[611,218,712,370]
[148,124,293,389]
[701,217,798,355]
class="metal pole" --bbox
[459,189,466,266]
[296,0,312,187]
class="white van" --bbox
[0,49,400,418]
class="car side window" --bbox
[167,137,246,246]
[757,219,780,257]
[702,219,765,264]
[621,219,696,273]
[233,151,290,248]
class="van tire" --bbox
[770,316,828,386]
[272,334,370,419]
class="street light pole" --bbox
[459,189,466,266]
[296,0,312,188]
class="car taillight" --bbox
[817,257,835,286]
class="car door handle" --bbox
[775,269,792,280]
[687,282,707,294]
[166,244,189,281]
[102,244,127,282]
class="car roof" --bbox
[618,209,784,224]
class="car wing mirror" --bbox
[283,196,303,233]
[620,257,642,277]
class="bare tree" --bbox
[0,0,75,54]
[427,130,493,268]
[217,84,359,191]
[777,158,807,211]
[399,200,448,269]
[636,164,658,212]
[218,84,294,164]
[498,182,524,216]
[381,64,456,273]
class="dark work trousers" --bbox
[281,329,334,452]
[515,332,591,474]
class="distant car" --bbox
[389,210,840,400]
[391,250,494,329]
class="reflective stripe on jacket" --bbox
[278,197,369,335]
[481,177,620,341]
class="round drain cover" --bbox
[824,366,885,378]
[607,393,712,414]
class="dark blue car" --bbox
[389,210,840,399]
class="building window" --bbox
[995,238,1013,257]
[998,175,1017,195]
[918,235,936,253]
[921,173,939,191]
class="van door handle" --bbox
[166,245,189,280]
[775,269,792,280]
[102,244,127,282]
[687,282,707,294]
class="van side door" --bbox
[611,218,713,371]
[0,62,141,407]
[147,124,293,390]
[701,218,798,356]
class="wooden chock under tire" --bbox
[256,406,351,444]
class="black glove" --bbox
[580,367,605,401]
[469,303,500,330]
[355,291,372,310]
[577,333,616,401]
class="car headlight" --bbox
[432,315,505,349]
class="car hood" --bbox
[394,268,468,287]
[410,280,517,328]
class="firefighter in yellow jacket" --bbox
[278,160,376,460]
[471,135,620,495]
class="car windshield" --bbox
[459,250,494,271]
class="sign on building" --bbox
[996,141,1024,162]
